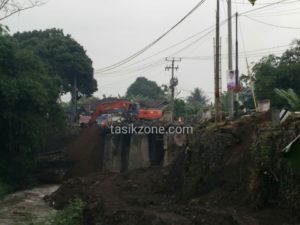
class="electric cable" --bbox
[249,6,300,17]
[240,0,294,15]
[96,17,233,76]
[96,0,207,73]
[243,14,300,29]
[95,24,216,75]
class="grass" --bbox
[49,198,85,225]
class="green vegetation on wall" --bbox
[249,121,300,214]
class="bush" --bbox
[50,198,85,225]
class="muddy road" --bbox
[0,185,58,225]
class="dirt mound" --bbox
[182,113,271,201]
[47,113,300,225]
[48,168,300,225]
[48,168,254,225]
[65,126,105,178]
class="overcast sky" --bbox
[4,0,300,101]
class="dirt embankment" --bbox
[65,126,105,178]
[48,113,300,225]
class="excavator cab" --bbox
[128,103,140,118]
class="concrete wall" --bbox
[102,133,186,172]
[103,134,122,172]
[128,135,150,170]
[163,134,186,167]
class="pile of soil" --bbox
[48,168,299,225]
[48,113,300,225]
[65,126,105,178]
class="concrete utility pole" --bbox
[235,12,239,117]
[214,0,222,122]
[227,0,234,118]
[165,57,181,122]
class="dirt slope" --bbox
[48,113,300,225]
[49,167,300,225]
[65,126,105,178]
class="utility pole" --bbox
[165,57,181,122]
[227,0,234,118]
[215,0,222,122]
[235,12,239,117]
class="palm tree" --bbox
[274,88,300,111]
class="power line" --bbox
[239,0,293,15]
[95,24,216,75]
[221,0,287,5]
[181,46,288,60]
[168,27,215,57]
[250,10,300,17]
[96,17,232,76]
[96,0,207,73]
[249,6,300,16]
[96,22,221,76]
[239,16,248,58]
[243,15,300,29]
[168,17,230,57]
[96,6,235,76]
[96,59,164,76]
[98,66,166,88]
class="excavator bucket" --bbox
[282,135,300,172]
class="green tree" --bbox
[13,29,97,99]
[187,88,208,110]
[239,74,256,110]
[174,99,186,119]
[253,40,300,108]
[126,77,166,101]
[221,92,230,113]
[0,33,64,186]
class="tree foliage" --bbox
[13,29,97,97]
[0,34,64,185]
[126,77,166,101]
[174,99,186,119]
[239,74,256,110]
[0,28,96,186]
[173,88,209,120]
[187,88,209,110]
[221,92,230,113]
[253,40,300,108]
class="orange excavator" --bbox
[88,99,162,126]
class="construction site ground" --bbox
[46,113,300,225]
[49,168,299,225]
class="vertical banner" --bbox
[227,70,236,91]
